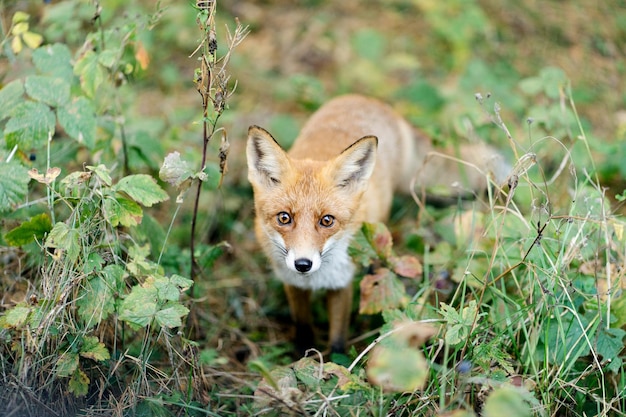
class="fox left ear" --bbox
[329,136,378,190]
[247,125,291,188]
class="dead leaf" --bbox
[390,255,423,278]
[391,320,438,348]
[454,210,485,246]
[359,268,407,314]
[363,222,393,260]
[253,364,302,409]
[28,167,61,184]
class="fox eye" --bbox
[319,214,335,228]
[277,212,292,225]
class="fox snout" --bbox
[284,247,322,274]
[294,258,313,273]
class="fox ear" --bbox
[329,136,378,190]
[247,125,290,187]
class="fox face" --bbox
[247,126,378,290]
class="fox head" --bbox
[246,125,378,289]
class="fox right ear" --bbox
[329,135,378,191]
[247,125,290,187]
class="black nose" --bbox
[294,258,313,273]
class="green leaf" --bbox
[518,76,543,97]
[68,368,89,397]
[155,303,189,328]
[103,196,143,227]
[128,130,163,171]
[367,342,429,392]
[0,79,25,121]
[86,164,112,187]
[119,275,189,329]
[362,222,393,260]
[5,101,55,149]
[352,28,386,61]
[349,227,378,267]
[115,174,169,207]
[169,274,194,292]
[153,274,192,301]
[98,49,118,68]
[445,323,468,347]
[483,386,532,417]
[25,75,70,107]
[204,162,221,190]
[596,327,626,373]
[45,222,81,262]
[119,283,158,329]
[268,114,300,147]
[199,243,227,270]
[611,291,626,328]
[135,399,173,417]
[56,352,79,378]
[473,338,515,374]
[80,336,110,361]
[0,160,30,213]
[518,67,568,100]
[5,213,52,246]
[77,264,123,325]
[396,80,445,113]
[22,31,43,49]
[2,305,31,328]
[154,275,183,301]
[74,50,107,98]
[32,43,73,79]
[440,301,480,347]
[84,252,104,274]
[57,97,96,149]
[537,312,592,365]
[12,11,29,24]
[61,171,92,195]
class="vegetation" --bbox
[1,0,625,416]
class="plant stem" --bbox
[190,109,211,278]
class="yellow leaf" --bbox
[134,41,150,70]
[12,11,30,24]
[612,219,624,241]
[12,22,29,36]
[22,31,43,49]
[11,36,22,54]
[68,369,90,397]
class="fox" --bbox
[246,94,509,354]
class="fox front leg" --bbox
[327,285,353,354]
[283,283,315,355]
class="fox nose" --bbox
[294,258,313,273]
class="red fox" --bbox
[246,94,509,354]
